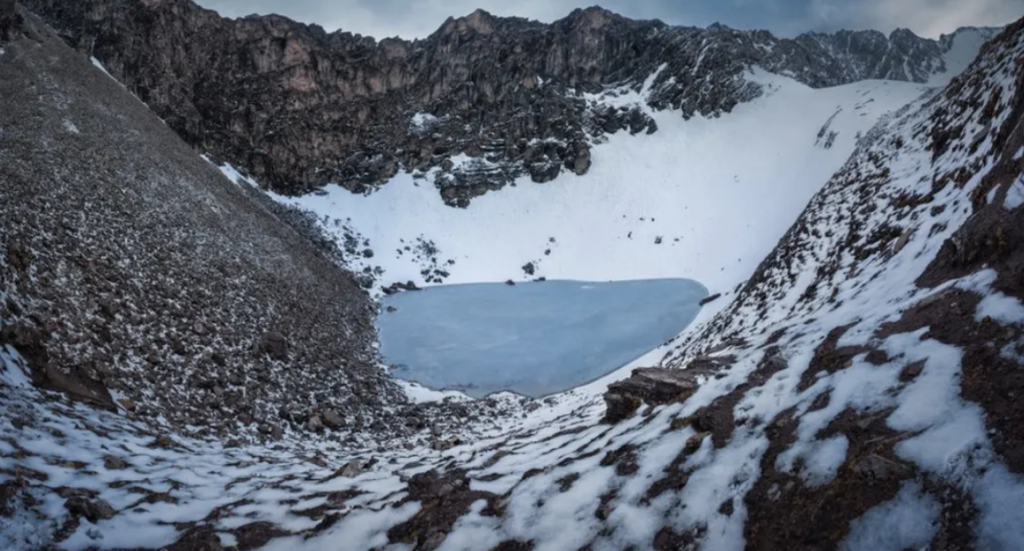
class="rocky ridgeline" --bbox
[25,0,995,205]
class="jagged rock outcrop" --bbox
[603,367,712,422]
[24,0,997,205]
[0,0,18,39]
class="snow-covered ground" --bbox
[267,71,930,335]
[930,27,1002,86]
[378,278,706,398]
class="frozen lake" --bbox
[377,279,707,398]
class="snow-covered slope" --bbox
[930,26,1003,86]
[270,71,929,323]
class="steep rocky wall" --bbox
[23,0,990,204]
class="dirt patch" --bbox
[744,407,916,550]
[690,350,788,448]
[925,479,980,551]
[652,524,706,551]
[797,324,869,392]
[878,288,1024,473]
[600,444,639,476]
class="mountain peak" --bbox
[23,0,1004,199]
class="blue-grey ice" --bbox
[377,279,708,398]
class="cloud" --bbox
[195,0,1023,40]
[809,0,1023,37]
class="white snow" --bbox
[215,162,255,187]
[976,290,1024,324]
[840,483,940,551]
[393,379,472,403]
[1005,175,1024,209]
[272,75,928,342]
[410,112,439,131]
[929,28,994,87]
[90,57,117,82]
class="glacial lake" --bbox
[377,279,708,398]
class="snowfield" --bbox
[266,71,930,330]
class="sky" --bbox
[196,0,1023,39]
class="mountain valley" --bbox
[2,1,1024,550]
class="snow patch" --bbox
[840,483,939,551]
[1005,175,1024,209]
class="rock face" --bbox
[24,0,997,205]
[603,367,712,422]
[0,0,18,39]
[0,11,405,440]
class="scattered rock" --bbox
[64,496,116,523]
[102,455,129,470]
[383,281,421,295]
[336,459,363,478]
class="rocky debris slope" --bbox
[0,9,424,445]
[3,11,1024,551]
[26,0,997,205]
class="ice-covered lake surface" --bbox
[377,278,707,398]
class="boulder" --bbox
[64,496,116,522]
[699,293,722,306]
[256,331,288,361]
[321,409,345,430]
[102,455,129,470]
[603,367,714,423]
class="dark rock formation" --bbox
[64,496,117,523]
[0,0,18,40]
[23,0,997,205]
[603,367,714,422]
[698,293,722,306]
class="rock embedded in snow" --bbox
[64,496,116,523]
[603,367,713,422]
[102,454,129,470]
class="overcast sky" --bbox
[195,0,1023,40]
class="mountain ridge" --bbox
[24,0,1000,205]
